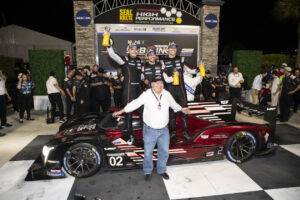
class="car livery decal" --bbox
[77,124,96,132]
[108,138,188,166]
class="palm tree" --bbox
[273,0,300,67]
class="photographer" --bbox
[17,74,35,123]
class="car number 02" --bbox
[109,156,123,166]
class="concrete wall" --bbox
[199,2,223,75]
[73,0,96,68]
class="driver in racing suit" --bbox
[141,47,163,89]
[161,42,198,141]
[107,41,143,144]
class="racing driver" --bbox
[161,42,198,142]
[106,39,143,145]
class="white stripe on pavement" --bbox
[0,160,75,200]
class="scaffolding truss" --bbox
[94,0,201,20]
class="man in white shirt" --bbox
[113,76,190,181]
[228,66,244,101]
[251,70,267,104]
[0,70,12,136]
[271,71,280,106]
[46,72,65,123]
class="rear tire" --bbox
[63,143,102,178]
[225,131,257,163]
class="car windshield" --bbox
[99,113,142,131]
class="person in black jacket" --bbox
[202,70,214,100]
[73,71,91,115]
[91,68,109,113]
[112,73,123,109]
[214,72,228,100]
[279,67,296,122]
[63,69,75,119]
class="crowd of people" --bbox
[248,64,300,122]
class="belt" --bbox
[130,82,140,85]
[143,123,167,130]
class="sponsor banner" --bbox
[95,24,199,35]
[95,4,200,26]
[96,24,199,70]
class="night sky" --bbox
[0,0,298,56]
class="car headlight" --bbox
[42,145,55,165]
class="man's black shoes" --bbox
[0,132,5,137]
[2,123,12,127]
[144,174,151,181]
[159,173,170,180]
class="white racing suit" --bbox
[183,72,202,102]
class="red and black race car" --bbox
[25,100,276,181]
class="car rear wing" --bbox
[231,99,277,129]
[188,99,277,128]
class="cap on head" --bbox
[74,71,83,77]
[284,66,292,72]
[151,75,163,83]
[168,42,178,48]
[146,47,156,56]
[127,42,140,50]
[205,70,211,74]
[282,63,288,67]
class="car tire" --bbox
[225,130,257,164]
[63,143,102,178]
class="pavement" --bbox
[0,105,299,200]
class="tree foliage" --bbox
[29,50,64,95]
[232,50,263,88]
[273,0,300,23]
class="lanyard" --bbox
[151,89,162,109]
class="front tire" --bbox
[225,131,257,163]
[63,143,102,178]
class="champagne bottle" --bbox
[173,68,179,85]
[102,26,111,47]
[199,62,205,77]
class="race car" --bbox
[25,101,276,181]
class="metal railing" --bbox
[94,0,201,20]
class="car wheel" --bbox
[63,143,102,178]
[225,131,257,163]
